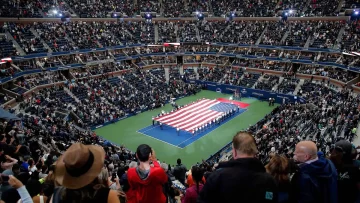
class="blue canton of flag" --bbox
[209,103,238,113]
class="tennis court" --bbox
[95,90,277,167]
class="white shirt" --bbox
[305,157,319,164]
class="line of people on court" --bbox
[151,99,242,136]
[189,107,239,136]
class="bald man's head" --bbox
[293,141,318,163]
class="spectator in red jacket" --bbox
[127,144,167,203]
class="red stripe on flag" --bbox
[162,100,219,124]
[166,109,213,127]
[156,99,216,123]
[155,99,209,122]
[180,111,221,131]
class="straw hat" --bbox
[55,143,105,189]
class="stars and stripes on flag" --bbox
[154,99,238,133]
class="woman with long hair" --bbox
[265,154,291,203]
[181,166,204,203]
[49,143,120,203]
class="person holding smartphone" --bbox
[127,144,167,203]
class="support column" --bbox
[164,67,170,83]
[179,65,184,75]
[194,67,199,79]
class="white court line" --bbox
[140,125,160,133]
[177,109,248,148]
[136,130,183,149]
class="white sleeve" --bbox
[17,186,33,203]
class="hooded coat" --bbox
[291,152,338,203]
[127,161,168,203]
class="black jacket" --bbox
[197,158,278,203]
[173,163,187,183]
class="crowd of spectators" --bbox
[2,36,360,203]
[0,35,19,58]
[277,77,299,94]
[1,58,360,203]
[178,22,198,42]
[63,0,135,18]
[298,66,358,83]
[309,21,343,49]
[162,0,188,17]
[304,0,340,16]
[198,66,226,82]
[137,0,160,13]
[157,21,177,43]
[16,72,64,89]
[3,20,360,56]
[2,4,360,203]
[255,74,280,91]
[37,0,75,17]
[0,0,346,19]
[34,22,80,52]
[275,0,309,13]
[283,21,318,47]
[0,0,42,18]
[6,23,48,54]
[261,21,289,45]
[341,21,360,52]
[210,0,276,17]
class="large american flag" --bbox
[154,99,238,132]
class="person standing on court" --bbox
[198,132,278,203]
[173,158,187,185]
[291,141,338,203]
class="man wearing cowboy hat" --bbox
[127,144,167,203]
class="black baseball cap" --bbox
[334,140,353,156]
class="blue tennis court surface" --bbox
[137,108,247,148]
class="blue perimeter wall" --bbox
[188,80,306,104]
